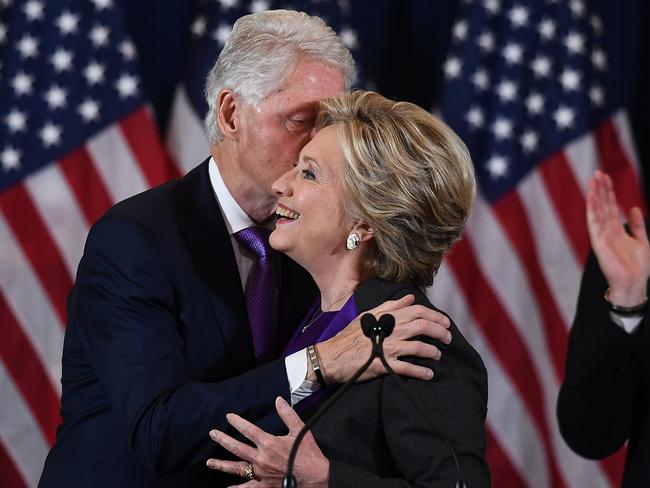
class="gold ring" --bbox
[243,462,254,480]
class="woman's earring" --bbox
[346,233,360,250]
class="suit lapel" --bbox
[177,159,256,369]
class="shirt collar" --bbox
[208,157,255,235]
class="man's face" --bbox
[234,56,345,216]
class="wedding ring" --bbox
[243,462,254,480]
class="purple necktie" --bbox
[234,227,278,364]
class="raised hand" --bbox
[586,170,649,306]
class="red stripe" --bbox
[0,186,72,325]
[538,152,590,264]
[0,293,61,445]
[0,439,27,488]
[595,119,647,214]
[447,237,567,488]
[599,447,626,488]
[59,147,114,225]
[492,192,568,379]
[486,427,527,488]
[119,107,181,186]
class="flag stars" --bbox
[508,5,529,28]
[89,25,110,47]
[11,72,33,96]
[484,0,501,15]
[340,27,359,50]
[191,16,207,37]
[40,122,63,147]
[5,109,27,133]
[45,85,68,110]
[492,117,513,140]
[0,24,6,44]
[486,155,509,178]
[84,61,105,85]
[502,42,523,65]
[554,105,575,129]
[531,55,551,77]
[526,92,545,115]
[590,85,605,107]
[115,73,138,98]
[50,48,73,72]
[91,0,113,10]
[466,106,484,129]
[569,0,585,17]
[453,20,468,41]
[521,130,539,153]
[213,24,232,46]
[590,15,603,34]
[17,34,39,58]
[78,99,100,122]
[592,49,607,70]
[250,0,270,13]
[477,31,495,52]
[496,79,518,102]
[538,18,556,40]
[472,69,489,90]
[564,31,585,55]
[120,41,137,60]
[56,11,79,35]
[444,57,462,79]
[218,0,239,8]
[23,0,44,22]
[1,146,21,171]
[560,68,581,91]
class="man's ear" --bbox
[216,90,238,141]
[351,221,375,243]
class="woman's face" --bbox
[270,124,352,271]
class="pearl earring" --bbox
[346,233,360,250]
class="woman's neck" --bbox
[311,255,369,312]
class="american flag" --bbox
[0,0,177,485]
[429,1,646,487]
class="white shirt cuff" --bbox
[285,348,321,406]
[609,311,645,334]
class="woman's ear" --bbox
[216,90,238,141]
[351,221,374,243]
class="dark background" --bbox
[119,0,649,206]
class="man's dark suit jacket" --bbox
[557,220,650,488]
[309,277,490,487]
[38,159,317,487]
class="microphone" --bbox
[283,313,466,488]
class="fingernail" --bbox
[444,319,451,328]
[445,331,452,343]
[206,459,217,468]
[225,413,234,423]
[436,350,443,360]
[426,369,434,379]
[209,429,220,440]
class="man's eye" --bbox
[301,169,316,181]
[286,118,313,132]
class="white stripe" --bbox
[465,196,612,488]
[0,360,49,487]
[564,132,600,195]
[429,264,551,488]
[612,110,642,179]
[0,212,64,395]
[24,163,90,280]
[517,170,582,328]
[166,86,210,175]
[86,125,149,204]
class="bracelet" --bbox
[307,344,326,386]
[604,288,648,316]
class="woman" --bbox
[207,90,490,487]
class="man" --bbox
[558,170,649,487]
[39,10,451,487]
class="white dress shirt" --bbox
[208,158,320,405]
[610,312,644,334]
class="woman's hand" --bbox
[586,170,649,306]
[207,397,329,488]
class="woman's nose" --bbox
[271,168,294,197]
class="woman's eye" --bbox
[301,169,316,181]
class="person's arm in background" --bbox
[557,170,649,459]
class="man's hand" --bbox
[315,294,451,384]
[207,397,329,488]
[587,170,649,306]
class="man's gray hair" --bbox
[203,9,356,144]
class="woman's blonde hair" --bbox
[317,90,476,287]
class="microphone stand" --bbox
[283,313,467,488]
